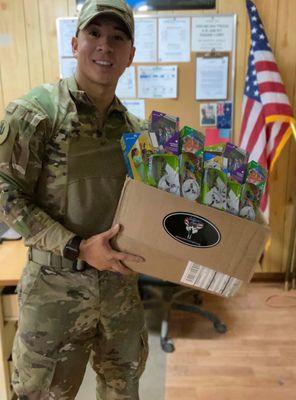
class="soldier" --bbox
[0,0,149,399]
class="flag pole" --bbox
[285,122,296,290]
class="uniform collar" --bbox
[67,75,127,115]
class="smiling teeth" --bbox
[95,60,112,66]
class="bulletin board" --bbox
[131,13,237,139]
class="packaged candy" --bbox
[148,154,180,196]
[121,132,154,183]
[226,180,241,215]
[180,152,203,201]
[149,111,180,155]
[239,161,267,220]
[180,126,204,156]
[223,142,249,184]
[201,168,227,211]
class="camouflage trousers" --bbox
[12,259,148,400]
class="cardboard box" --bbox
[112,178,270,298]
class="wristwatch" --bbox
[63,235,83,261]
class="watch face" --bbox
[64,236,81,261]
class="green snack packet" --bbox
[226,179,242,216]
[201,168,227,211]
[180,152,203,202]
[148,154,180,196]
[180,126,204,156]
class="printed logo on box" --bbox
[163,212,221,248]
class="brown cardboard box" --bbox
[112,178,270,297]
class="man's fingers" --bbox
[111,260,133,275]
[102,224,120,240]
[111,250,145,263]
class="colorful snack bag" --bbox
[180,126,204,156]
[149,111,180,155]
[226,180,241,215]
[148,154,180,196]
[223,142,249,184]
[180,152,203,202]
[120,133,141,179]
[201,168,227,211]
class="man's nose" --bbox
[96,36,113,52]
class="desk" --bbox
[0,240,26,400]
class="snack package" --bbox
[239,161,267,220]
[148,154,180,196]
[148,111,180,155]
[180,152,203,202]
[120,133,141,179]
[201,168,227,211]
[121,132,154,183]
[223,142,249,184]
[226,180,242,215]
[180,126,204,156]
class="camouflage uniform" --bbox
[0,75,148,399]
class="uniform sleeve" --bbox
[0,103,75,255]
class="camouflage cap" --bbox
[77,0,134,42]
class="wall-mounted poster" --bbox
[138,65,178,99]
[196,56,228,100]
[200,103,217,126]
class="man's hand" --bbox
[78,224,144,275]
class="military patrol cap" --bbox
[77,0,134,42]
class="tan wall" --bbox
[0,0,295,273]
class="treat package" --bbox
[148,154,180,196]
[120,133,141,179]
[223,142,249,184]
[180,126,204,156]
[180,152,203,202]
[226,180,242,215]
[201,168,227,211]
[148,111,180,155]
[121,132,155,183]
[239,161,268,220]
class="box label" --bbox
[163,212,221,248]
[181,261,242,297]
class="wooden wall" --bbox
[0,0,295,274]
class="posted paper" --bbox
[138,65,178,99]
[158,17,190,63]
[133,18,157,63]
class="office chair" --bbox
[138,274,227,353]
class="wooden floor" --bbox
[165,282,296,400]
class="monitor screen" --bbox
[126,0,216,11]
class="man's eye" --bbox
[89,30,100,38]
[114,34,125,41]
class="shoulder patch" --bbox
[0,120,9,144]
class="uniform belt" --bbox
[28,248,87,271]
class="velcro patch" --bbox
[0,120,9,144]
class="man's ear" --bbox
[72,36,78,58]
[127,46,135,67]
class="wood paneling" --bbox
[0,0,295,274]
[0,0,30,105]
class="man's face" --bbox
[72,15,135,90]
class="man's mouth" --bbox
[93,60,113,67]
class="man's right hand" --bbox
[78,224,144,275]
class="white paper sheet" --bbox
[158,17,190,63]
[56,18,77,58]
[121,99,145,119]
[192,15,233,52]
[116,66,136,98]
[196,57,228,100]
[133,18,157,63]
[60,57,77,78]
[138,65,178,99]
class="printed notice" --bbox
[158,17,190,63]
[138,65,177,99]
[133,18,157,63]
[191,15,234,52]
[56,18,77,57]
[181,261,243,297]
[196,56,228,100]
[121,99,145,119]
[116,66,136,98]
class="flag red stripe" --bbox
[258,82,286,94]
[255,61,279,73]
[239,97,254,142]
[263,103,293,117]
[245,111,265,154]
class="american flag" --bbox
[239,0,295,214]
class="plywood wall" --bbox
[0,0,295,274]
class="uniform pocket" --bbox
[17,261,42,309]
[137,327,149,378]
